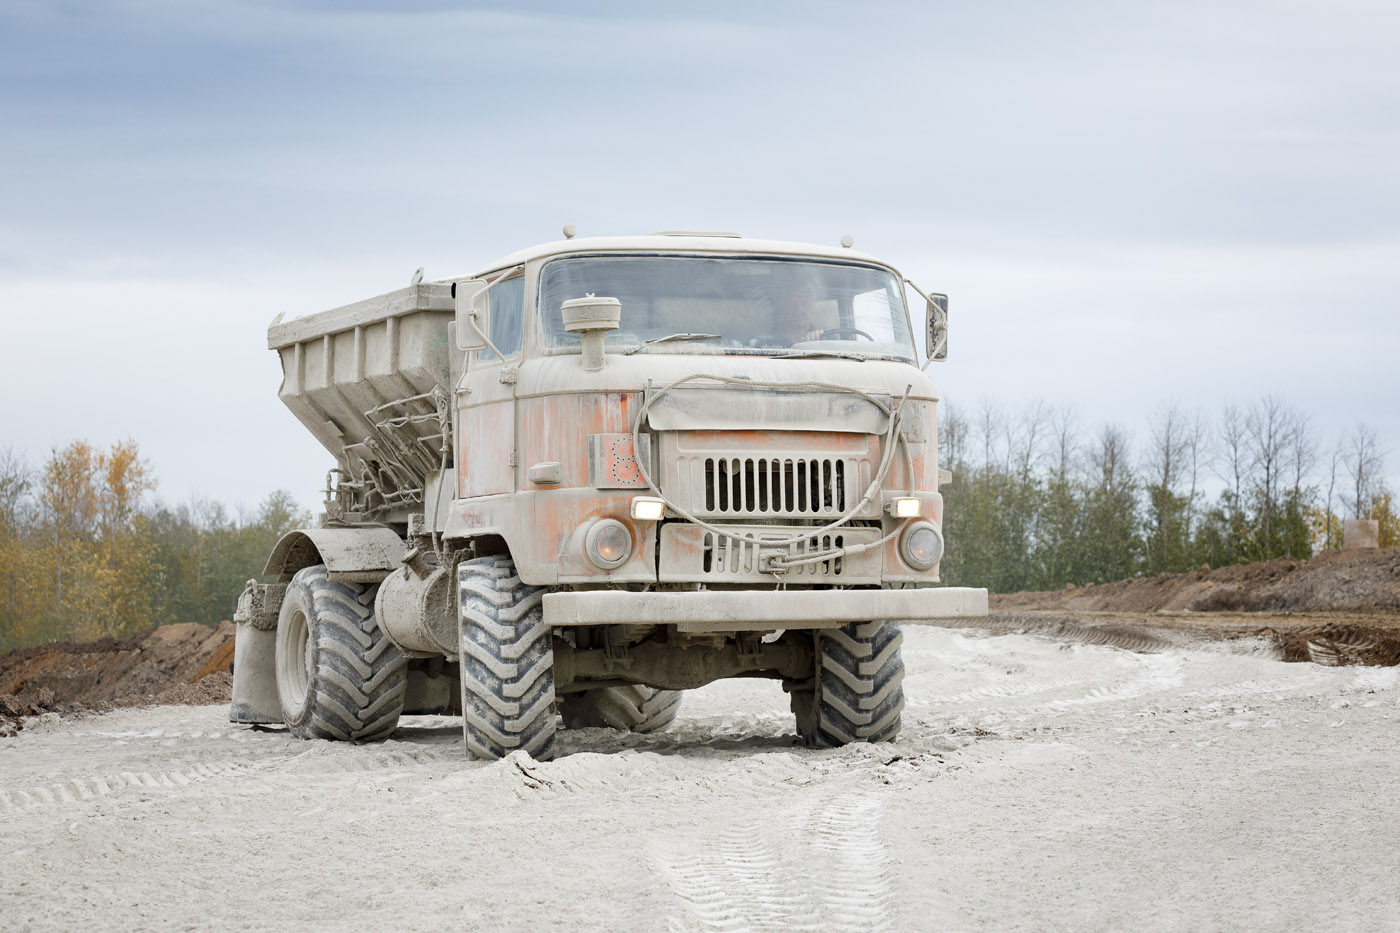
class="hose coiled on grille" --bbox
[629,373,916,573]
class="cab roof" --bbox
[463,234,893,279]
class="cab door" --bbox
[458,271,525,498]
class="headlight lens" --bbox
[585,519,632,568]
[900,522,944,570]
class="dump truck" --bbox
[231,231,988,759]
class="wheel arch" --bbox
[263,526,407,582]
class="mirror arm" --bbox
[902,276,931,355]
[453,265,522,360]
[904,276,947,364]
[467,309,510,363]
[903,276,934,305]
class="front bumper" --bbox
[542,586,988,632]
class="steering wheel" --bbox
[819,327,875,341]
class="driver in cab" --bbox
[770,284,826,346]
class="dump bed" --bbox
[268,283,455,516]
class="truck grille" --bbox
[701,456,851,516]
[702,530,846,577]
[657,432,879,521]
[659,523,883,583]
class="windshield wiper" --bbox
[622,333,722,355]
[771,349,874,361]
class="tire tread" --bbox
[559,684,683,733]
[458,555,557,761]
[278,565,408,743]
[797,619,905,747]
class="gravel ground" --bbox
[2,624,1397,931]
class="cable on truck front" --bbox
[628,373,918,574]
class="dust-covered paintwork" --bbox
[234,233,987,718]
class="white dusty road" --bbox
[2,625,1398,932]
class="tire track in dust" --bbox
[806,794,895,932]
[649,793,895,932]
[0,758,268,816]
[1178,670,1332,702]
[320,746,457,773]
[905,675,1085,707]
[1020,651,1186,712]
[0,738,462,816]
[651,824,819,931]
[912,617,1174,654]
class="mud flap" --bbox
[229,622,282,724]
[230,582,286,724]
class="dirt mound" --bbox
[149,670,234,706]
[992,547,1400,614]
[0,621,235,735]
[1273,623,1400,667]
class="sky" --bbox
[1,0,1397,514]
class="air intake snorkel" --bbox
[560,295,621,372]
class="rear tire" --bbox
[274,565,407,742]
[559,685,683,733]
[793,620,905,747]
[457,555,556,761]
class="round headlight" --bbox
[900,522,944,570]
[585,519,633,569]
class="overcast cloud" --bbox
[1,0,1396,510]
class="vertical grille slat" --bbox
[696,529,851,579]
[698,455,854,517]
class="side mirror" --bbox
[926,293,948,362]
[453,280,488,351]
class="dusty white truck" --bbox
[231,232,987,759]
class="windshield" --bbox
[537,255,914,361]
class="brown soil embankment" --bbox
[990,547,1400,667]
[0,621,233,735]
[992,547,1400,614]
[4,549,1397,734]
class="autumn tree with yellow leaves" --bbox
[0,440,306,652]
[0,440,159,645]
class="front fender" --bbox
[263,526,406,582]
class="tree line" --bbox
[937,397,1396,593]
[1,403,1394,650]
[0,441,308,652]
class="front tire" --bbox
[559,686,683,733]
[793,620,905,747]
[274,565,407,742]
[457,555,556,761]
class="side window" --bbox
[478,275,524,361]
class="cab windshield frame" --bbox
[534,252,917,363]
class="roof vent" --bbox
[650,231,743,238]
